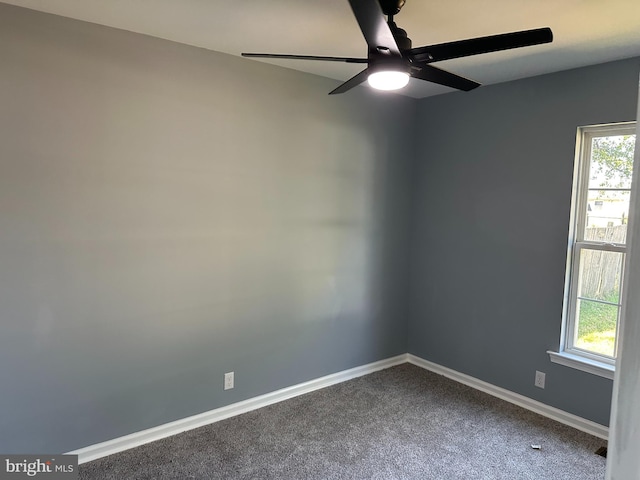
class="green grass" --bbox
[575,293,618,357]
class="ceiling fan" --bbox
[242,0,553,95]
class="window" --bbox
[550,122,636,377]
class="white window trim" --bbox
[548,350,615,379]
[549,121,636,378]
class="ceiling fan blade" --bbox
[409,27,553,63]
[411,64,480,91]
[241,53,368,63]
[329,68,370,95]
[347,0,401,57]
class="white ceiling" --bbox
[3,0,640,98]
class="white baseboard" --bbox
[69,352,608,464]
[67,354,408,464]
[407,354,609,440]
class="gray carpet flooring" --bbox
[80,364,607,479]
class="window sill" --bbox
[547,350,615,380]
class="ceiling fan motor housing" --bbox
[390,24,411,51]
[378,0,406,15]
[372,23,411,55]
[367,55,410,75]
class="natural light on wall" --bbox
[367,71,410,91]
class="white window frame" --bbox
[549,122,636,379]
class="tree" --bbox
[591,135,636,188]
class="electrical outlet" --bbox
[224,372,234,390]
[535,371,546,389]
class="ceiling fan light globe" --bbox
[367,71,410,91]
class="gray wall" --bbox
[0,4,414,453]
[408,57,639,426]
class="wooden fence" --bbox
[580,225,626,300]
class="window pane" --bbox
[575,299,618,357]
[584,190,630,242]
[588,135,635,190]
[576,249,624,303]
